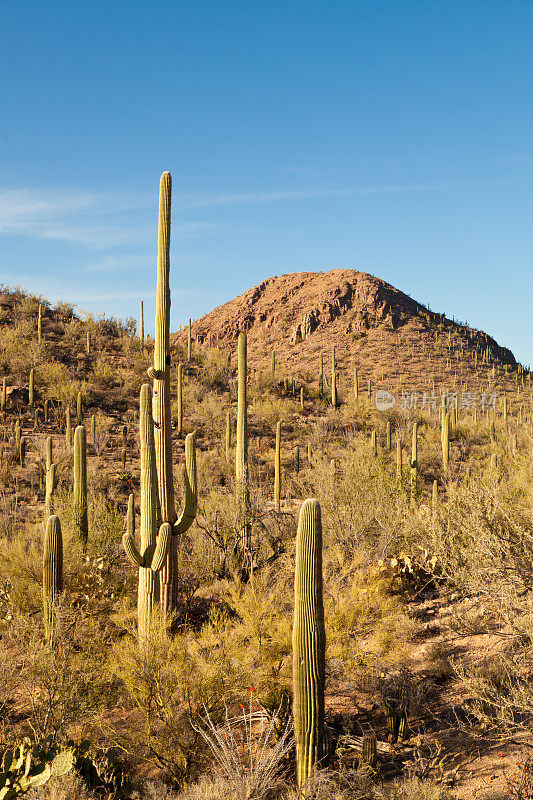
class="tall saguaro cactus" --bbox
[43,515,63,642]
[293,499,326,789]
[441,411,449,470]
[147,172,198,616]
[29,368,35,409]
[410,423,418,498]
[235,331,251,554]
[73,425,88,546]
[140,299,144,351]
[122,384,170,643]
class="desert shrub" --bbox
[91,354,118,388]
[3,607,110,745]
[106,617,242,787]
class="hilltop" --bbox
[177,269,522,396]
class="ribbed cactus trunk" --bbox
[76,391,82,425]
[354,367,358,400]
[149,172,197,617]
[45,463,56,516]
[29,369,34,409]
[44,399,49,424]
[274,421,281,511]
[37,304,42,343]
[187,318,192,361]
[235,331,251,555]
[386,421,391,451]
[177,362,183,435]
[86,330,91,355]
[43,515,63,642]
[293,499,326,789]
[122,385,170,644]
[73,425,88,546]
[300,387,304,412]
[140,300,144,351]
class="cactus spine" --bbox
[235,332,251,553]
[29,368,34,409]
[148,172,197,616]
[73,425,88,546]
[122,385,170,643]
[177,362,183,435]
[293,499,326,789]
[274,421,281,511]
[43,515,63,642]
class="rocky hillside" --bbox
[175,269,522,395]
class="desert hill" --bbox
[176,269,523,397]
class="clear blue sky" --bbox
[0,0,531,366]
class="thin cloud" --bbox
[175,181,482,209]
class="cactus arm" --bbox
[151,522,171,572]
[122,533,145,567]
[173,433,197,534]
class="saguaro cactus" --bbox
[76,391,82,425]
[140,299,144,351]
[37,303,42,343]
[73,425,88,546]
[235,331,251,554]
[396,439,402,479]
[122,385,170,643]
[43,515,63,642]
[147,172,197,616]
[386,421,391,451]
[274,421,281,511]
[293,499,326,789]
[354,367,358,400]
[46,463,56,516]
[187,317,192,361]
